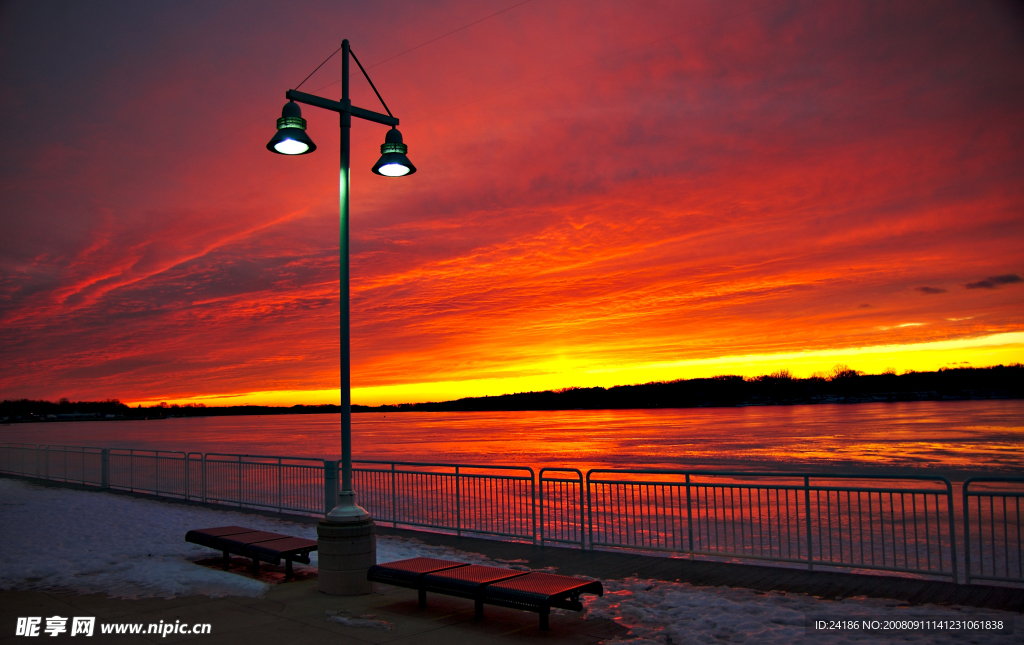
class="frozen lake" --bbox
[3,400,1022,476]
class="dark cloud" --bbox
[915,286,947,295]
[964,274,1022,289]
[858,303,872,308]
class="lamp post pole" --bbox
[339,39,353,498]
[268,39,415,594]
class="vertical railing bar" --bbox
[804,476,812,569]
[1017,496,1022,581]
[917,495,925,569]
[900,493,908,569]
[391,463,397,528]
[1003,496,1010,577]
[984,493,993,576]
[455,466,461,537]
[531,471,537,544]
[945,479,957,581]
[685,473,694,557]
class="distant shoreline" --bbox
[2,364,1020,423]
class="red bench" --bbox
[367,557,603,630]
[185,525,317,579]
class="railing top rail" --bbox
[963,476,1024,493]
[963,476,1024,485]
[109,448,187,457]
[353,459,535,476]
[203,452,324,463]
[586,468,953,487]
[46,445,105,452]
[2,443,103,451]
[590,480,952,495]
[540,467,583,477]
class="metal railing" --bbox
[5,442,1024,586]
[353,460,536,542]
[540,468,585,547]
[200,453,326,514]
[963,477,1024,585]
[107,449,188,497]
[0,443,103,485]
[586,469,958,580]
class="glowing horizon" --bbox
[124,332,1024,408]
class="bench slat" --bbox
[217,531,291,547]
[422,565,528,599]
[367,557,468,588]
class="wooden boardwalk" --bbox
[377,526,1024,613]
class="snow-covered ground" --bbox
[1,478,1019,644]
[585,580,1020,644]
[0,477,490,599]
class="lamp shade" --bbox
[267,101,316,155]
[371,127,416,176]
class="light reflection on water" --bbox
[1,400,1020,476]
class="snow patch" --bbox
[585,578,1021,644]
[0,478,486,599]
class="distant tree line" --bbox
[351,364,1024,413]
[2,365,1020,422]
[0,398,340,423]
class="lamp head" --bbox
[267,101,316,155]
[372,127,416,176]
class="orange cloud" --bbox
[1,0,1022,405]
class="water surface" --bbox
[2,400,1021,476]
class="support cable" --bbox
[349,48,393,117]
[295,45,342,90]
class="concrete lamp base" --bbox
[317,491,376,596]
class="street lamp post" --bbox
[268,39,415,595]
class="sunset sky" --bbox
[1,0,1022,407]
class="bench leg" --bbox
[474,598,483,620]
[285,559,293,580]
[539,607,550,631]
[222,551,229,570]
[418,589,426,608]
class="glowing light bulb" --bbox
[274,139,310,155]
[376,163,411,177]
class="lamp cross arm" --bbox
[286,89,399,126]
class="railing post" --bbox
[805,475,814,571]
[155,451,160,496]
[391,463,397,528]
[538,470,545,546]
[100,448,110,489]
[323,460,339,515]
[963,480,972,585]
[686,473,694,558]
[530,468,537,545]
[456,465,462,537]
[578,470,586,549]
[278,458,283,513]
[586,470,594,551]
[202,453,208,504]
[944,478,958,584]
